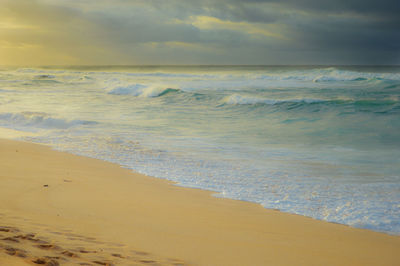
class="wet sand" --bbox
[0,138,399,265]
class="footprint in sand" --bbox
[17,234,48,244]
[0,226,19,233]
[61,250,79,257]
[35,244,61,251]
[1,224,189,265]
[2,236,20,243]
[92,261,113,266]
[79,249,97,254]
[138,259,157,264]
[32,257,60,265]
[3,246,28,258]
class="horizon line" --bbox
[1,64,400,67]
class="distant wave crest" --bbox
[224,94,325,105]
[107,83,180,97]
[222,94,399,115]
[312,75,370,83]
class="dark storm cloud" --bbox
[230,0,400,16]
[294,0,399,18]
[149,0,400,23]
[150,0,400,63]
[0,0,398,64]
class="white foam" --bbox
[0,112,96,131]
[224,94,278,105]
[107,83,180,97]
[224,94,325,105]
[140,86,180,97]
[107,84,147,96]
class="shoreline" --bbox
[0,138,399,265]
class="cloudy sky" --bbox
[0,0,399,65]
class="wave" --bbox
[0,112,97,131]
[223,94,326,105]
[312,76,366,82]
[16,68,67,74]
[9,67,400,91]
[127,72,207,78]
[107,84,180,97]
[311,75,379,83]
[107,84,147,96]
[224,93,399,105]
[310,68,400,83]
[253,68,400,83]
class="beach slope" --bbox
[0,139,399,265]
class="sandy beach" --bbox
[0,138,399,266]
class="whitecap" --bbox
[107,83,180,97]
[0,112,97,131]
[107,84,147,96]
[223,94,325,105]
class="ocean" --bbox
[0,65,399,234]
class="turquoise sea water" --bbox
[0,66,399,234]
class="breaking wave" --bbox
[223,94,399,110]
[0,112,97,131]
[223,94,326,105]
[107,84,181,97]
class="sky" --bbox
[0,0,399,65]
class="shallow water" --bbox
[1,65,399,234]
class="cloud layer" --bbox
[0,0,399,65]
